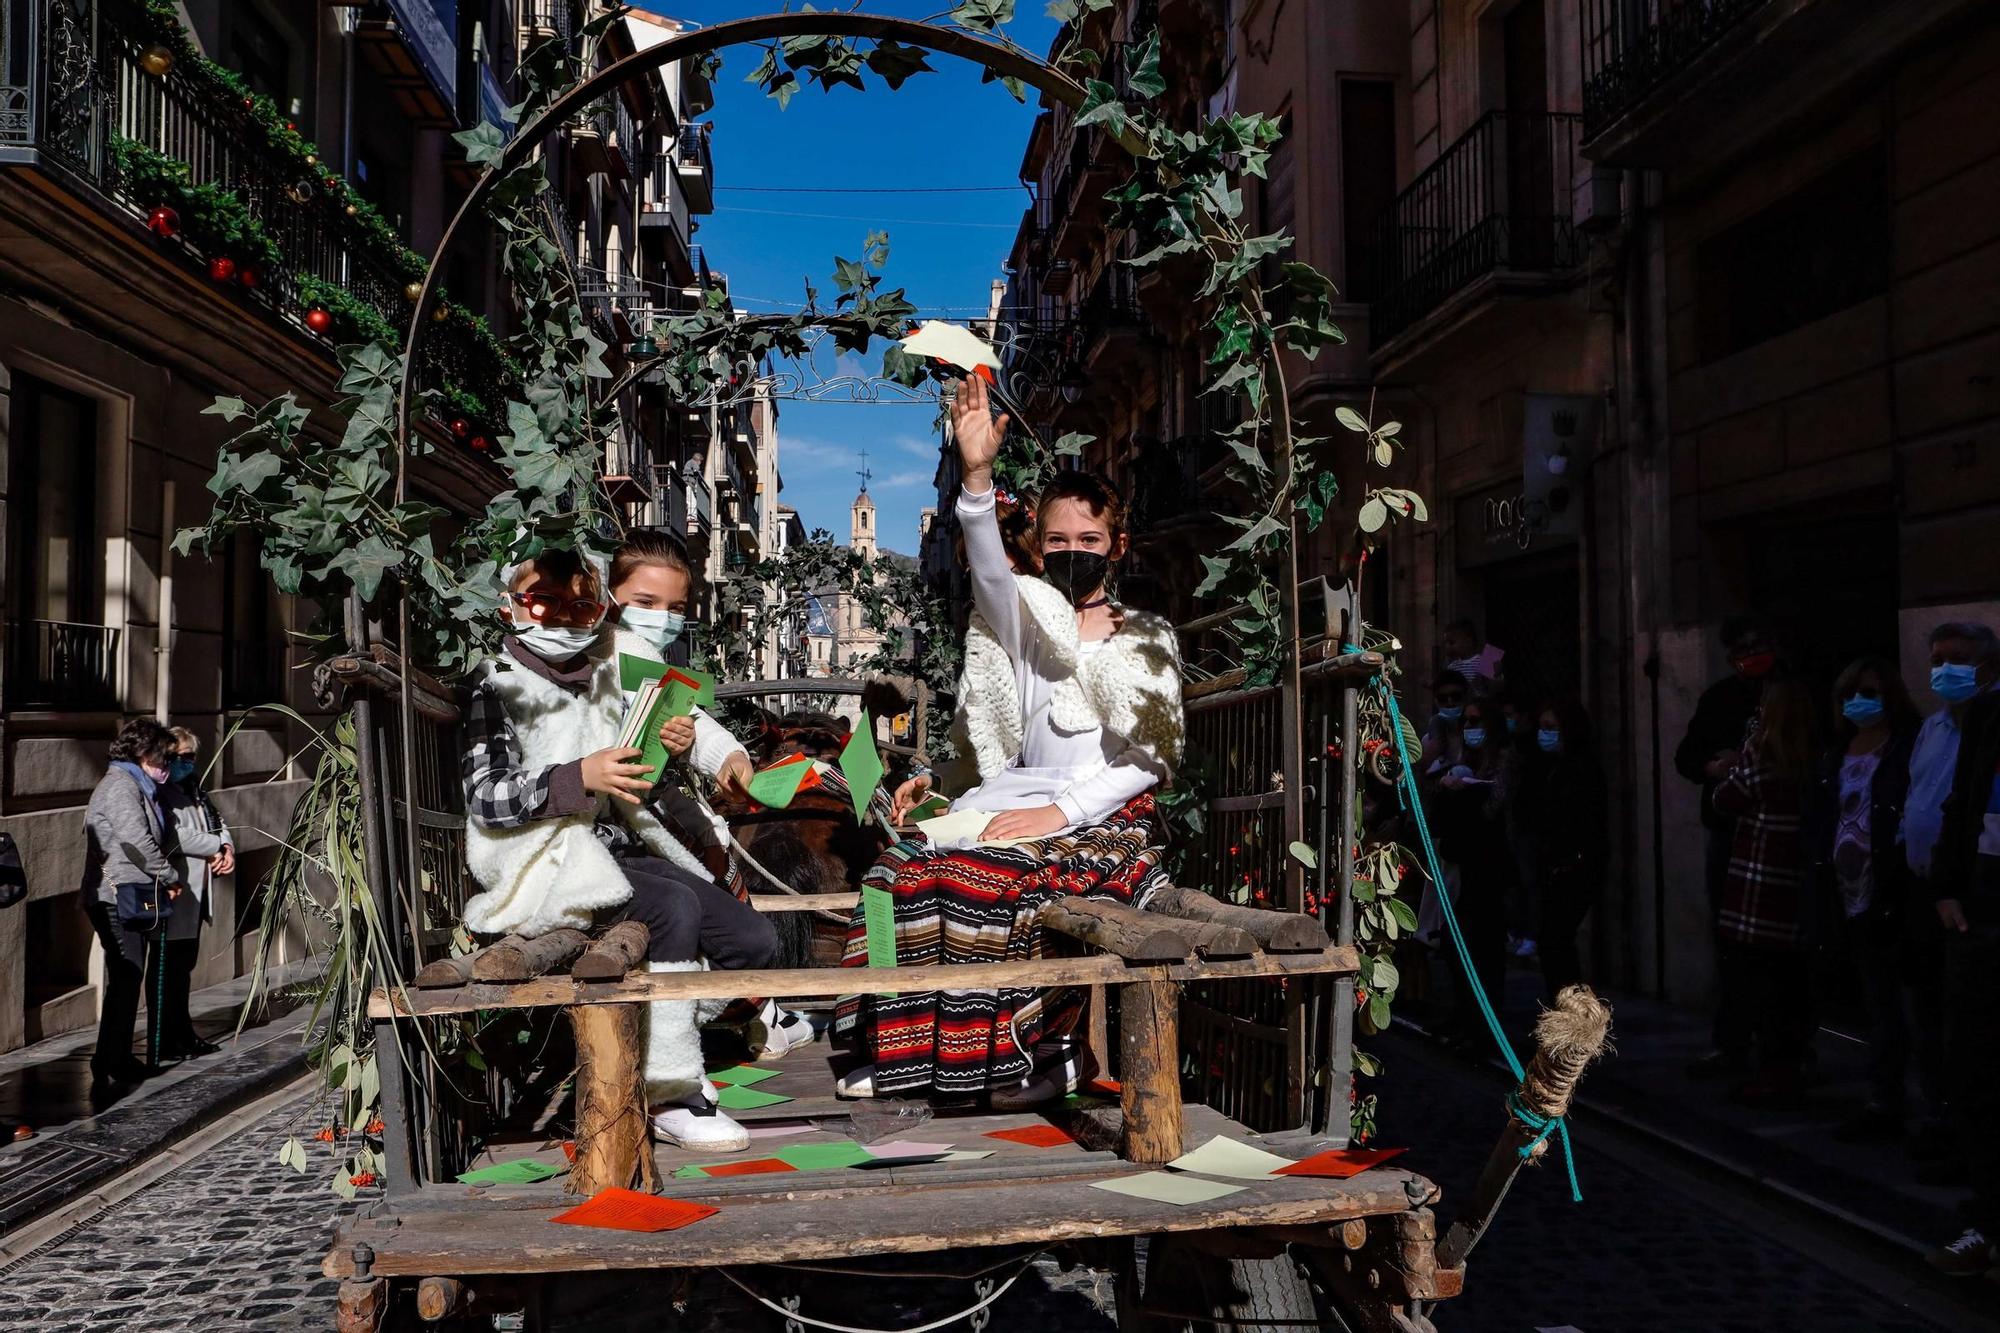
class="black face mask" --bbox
[1041,550,1111,607]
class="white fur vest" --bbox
[461,641,713,940]
[958,575,1185,783]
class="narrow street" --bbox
[2,1028,1988,1333]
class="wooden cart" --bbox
[318,644,1581,1332]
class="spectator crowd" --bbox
[1404,615,2000,1279]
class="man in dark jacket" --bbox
[1926,678,2000,1276]
[1674,618,1773,1074]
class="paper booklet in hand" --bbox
[617,663,712,781]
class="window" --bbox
[1697,149,1890,361]
[4,374,113,711]
[1257,122,1295,290]
[223,536,283,709]
[227,4,292,107]
[1339,81,1396,302]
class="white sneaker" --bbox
[753,1001,819,1062]
[649,1089,751,1152]
[835,1065,877,1099]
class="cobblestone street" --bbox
[1,1029,1989,1333]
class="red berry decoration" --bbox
[237,267,258,289]
[241,96,254,110]
[144,205,179,238]
[449,418,471,439]
[207,256,236,282]
[469,435,493,454]
[304,306,333,335]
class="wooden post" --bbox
[335,1278,386,1333]
[1083,985,1112,1085]
[566,1004,659,1196]
[1118,979,1183,1164]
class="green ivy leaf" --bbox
[210,451,283,498]
[1358,497,1388,532]
[953,0,1017,31]
[1287,840,1317,869]
[1074,79,1127,134]
[204,396,249,421]
[865,39,933,90]
[1124,34,1165,99]
[453,121,508,171]
[1335,405,1369,433]
[1053,432,1093,458]
[330,535,403,604]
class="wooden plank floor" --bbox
[327,1043,1433,1277]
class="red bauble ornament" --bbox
[304,306,333,335]
[449,418,471,439]
[207,256,237,282]
[237,267,259,289]
[469,435,493,454]
[144,205,179,238]
[285,120,296,132]
[241,96,254,111]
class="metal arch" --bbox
[392,11,1126,506]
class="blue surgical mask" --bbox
[1841,694,1885,725]
[1462,727,1487,749]
[1932,662,1980,704]
[1436,706,1464,723]
[1537,728,1562,754]
[620,604,687,654]
[169,757,196,783]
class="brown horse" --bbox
[709,710,893,968]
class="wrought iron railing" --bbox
[521,0,575,46]
[1078,260,1146,351]
[0,0,515,414]
[4,619,120,712]
[1581,0,1769,137]
[1369,109,1584,345]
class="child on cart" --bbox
[460,543,776,1151]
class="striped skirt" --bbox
[838,794,1168,1096]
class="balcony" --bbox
[0,0,515,419]
[4,620,120,713]
[1077,263,1149,372]
[675,123,713,214]
[569,93,637,182]
[521,0,575,47]
[579,270,646,340]
[1369,110,1585,355]
[1048,128,1115,266]
[1577,0,1981,167]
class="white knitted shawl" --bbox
[957,574,1185,784]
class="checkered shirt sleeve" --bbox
[462,676,561,828]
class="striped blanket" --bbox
[838,794,1168,1096]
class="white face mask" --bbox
[620,604,687,653]
[512,621,601,662]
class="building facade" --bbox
[987,0,1999,1008]
[0,0,734,1052]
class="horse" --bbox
[708,708,895,968]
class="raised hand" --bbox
[951,372,1009,487]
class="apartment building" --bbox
[0,0,732,1051]
[975,0,1999,1007]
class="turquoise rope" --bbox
[1381,687,1583,1203]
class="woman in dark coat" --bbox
[1515,698,1606,1001]
[1803,657,1922,1138]
[1432,695,1519,1038]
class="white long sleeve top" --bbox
[956,483,1166,828]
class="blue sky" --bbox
[638,1,1060,555]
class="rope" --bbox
[1381,687,1583,1202]
[716,1259,1034,1333]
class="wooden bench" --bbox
[370,891,1349,1193]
